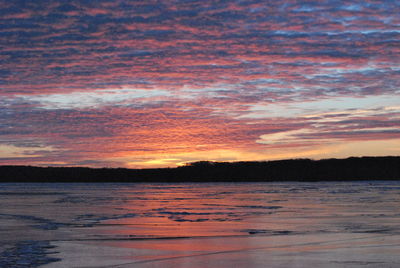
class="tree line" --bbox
[1,156,399,182]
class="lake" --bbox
[1,182,400,267]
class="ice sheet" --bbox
[0,182,399,267]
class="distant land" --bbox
[1,156,399,183]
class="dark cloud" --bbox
[0,0,398,94]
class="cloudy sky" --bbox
[1,0,399,168]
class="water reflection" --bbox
[1,182,400,267]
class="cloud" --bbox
[1,0,399,95]
[1,0,399,167]
[16,88,171,109]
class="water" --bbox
[1,182,399,267]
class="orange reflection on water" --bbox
[100,184,263,238]
[68,182,400,268]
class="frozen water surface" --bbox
[0,182,399,267]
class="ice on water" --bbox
[1,182,400,267]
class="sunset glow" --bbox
[1,0,399,167]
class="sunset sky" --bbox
[1,0,399,168]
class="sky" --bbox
[0,0,399,168]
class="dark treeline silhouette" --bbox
[1,156,399,183]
